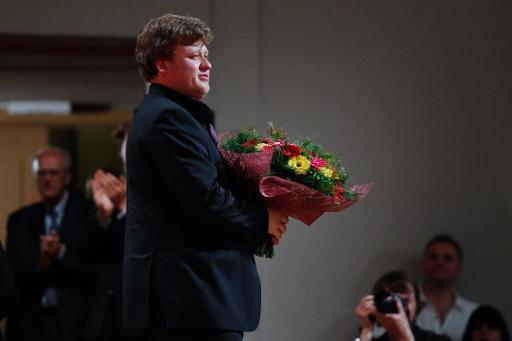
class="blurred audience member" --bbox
[355,270,450,340]
[462,305,510,341]
[0,241,15,341]
[112,121,130,172]
[417,234,478,341]
[84,123,141,341]
[5,147,95,341]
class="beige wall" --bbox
[0,127,46,241]
[1,1,511,340]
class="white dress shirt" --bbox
[416,291,478,341]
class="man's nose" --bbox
[200,56,211,71]
[41,174,53,181]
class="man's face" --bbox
[391,283,417,322]
[162,40,211,99]
[34,152,70,204]
[421,242,461,286]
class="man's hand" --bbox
[355,295,376,341]
[92,169,128,225]
[267,208,288,245]
[375,300,414,341]
[92,173,115,224]
[356,295,376,329]
[94,170,126,212]
[40,230,62,260]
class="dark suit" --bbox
[123,84,269,335]
[0,241,15,341]
[6,191,95,341]
[84,214,141,341]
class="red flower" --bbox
[241,139,258,149]
[334,183,345,199]
[282,144,302,158]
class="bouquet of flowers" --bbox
[219,125,372,258]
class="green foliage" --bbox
[220,126,358,199]
[219,125,363,258]
[219,128,262,153]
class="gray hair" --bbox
[32,146,72,175]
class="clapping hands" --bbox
[92,169,126,225]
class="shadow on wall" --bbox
[314,313,357,341]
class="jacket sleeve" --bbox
[5,213,43,289]
[146,107,269,246]
[0,241,15,318]
[51,201,100,282]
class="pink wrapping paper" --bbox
[219,148,273,187]
[259,176,373,225]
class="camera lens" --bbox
[374,291,407,314]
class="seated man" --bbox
[417,234,478,341]
[355,270,450,341]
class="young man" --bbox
[416,234,478,341]
[355,271,450,341]
[123,14,288,341]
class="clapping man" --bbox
[6,147,94,341]
[84,123,141,341]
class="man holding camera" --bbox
[355,271,450,341]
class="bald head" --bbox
[32,147,71,205]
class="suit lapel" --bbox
[34,203,46,236]
[58,193,75,242]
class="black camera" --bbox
[373,291,408,314]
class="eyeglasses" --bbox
[36,169,65,177]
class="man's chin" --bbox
[429,278,453,287]
[192,87,209,99]
[200,84,210,95]
[42,192,60,202]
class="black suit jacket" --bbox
[123,84,269,332]
[5,191,96,341]
[0,241,15,341]
[84,214,141,340]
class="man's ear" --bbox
[64,172,71,186]
[155,59,169,74]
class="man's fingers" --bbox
[278,223,286,234]
[94,169,105,179]
[100,174,124,197]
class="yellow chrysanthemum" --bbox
[255,143,267,151]
[318,166,333,179]
[287,155,310,175]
